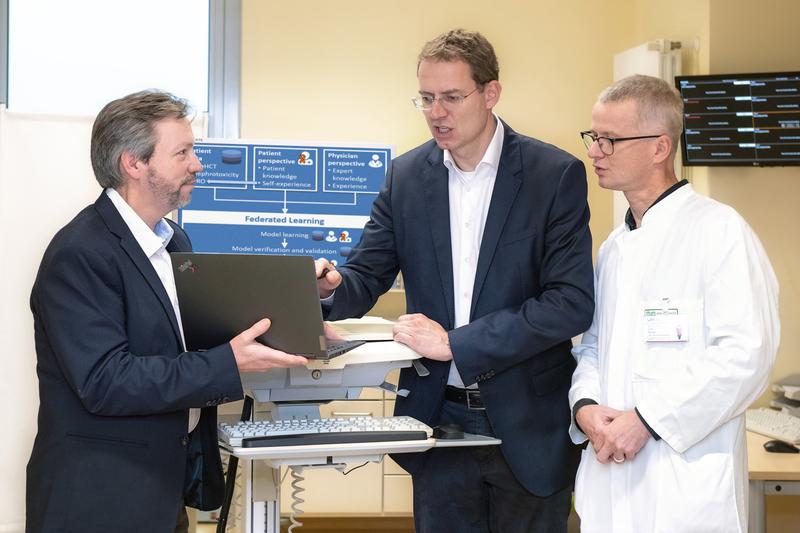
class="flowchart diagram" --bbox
[178,139,391,265]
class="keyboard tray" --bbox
[242,430,429,448]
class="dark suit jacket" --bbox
[323,122,594,497]
[27,192,244,533]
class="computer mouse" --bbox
[763,439,800,453]
[433,423,464,440]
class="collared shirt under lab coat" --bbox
[569,184,780,533]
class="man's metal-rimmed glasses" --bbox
[411,87,480,111]
[580,130,663,156]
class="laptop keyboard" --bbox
[320,339,366,359]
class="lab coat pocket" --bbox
[631,376,659,408]
[653,448,737,532]
[635,297,704,379]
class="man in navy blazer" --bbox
[316,30,594,532]
[27,90,308,533]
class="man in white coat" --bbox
[569,74,780,533]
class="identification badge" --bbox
[644,306,689,342]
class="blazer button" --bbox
[205,400,215,407]
[181,435,189,447]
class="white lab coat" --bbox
[569,184,779,533]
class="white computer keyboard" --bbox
[219,416,433,448]
[746,408,800,444]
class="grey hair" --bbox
[90,90,191,189]
[598,74,684,152]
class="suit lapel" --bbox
[94,192,184,346]
[471,127,522,318]
[422,148,456,329]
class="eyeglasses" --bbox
[411,87,480,111]
[580,130,663,155]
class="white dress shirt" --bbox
[106,188,200,432]
[445,116,504,388]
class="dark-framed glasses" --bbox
[412,87,480,111]
[580,130,663,155]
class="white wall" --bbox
[0,107,99,531]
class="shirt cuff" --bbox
[573,398,598,434]
[635,407,661,441]
[320,291,335,305]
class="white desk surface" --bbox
[306,340,421,370]
[747,430,800,481]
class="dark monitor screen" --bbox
[675,71,800,166]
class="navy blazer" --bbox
[27,192,244,533]
[324,123,594,496]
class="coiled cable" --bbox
[287,466,305,532]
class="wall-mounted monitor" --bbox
[675,71,800,166]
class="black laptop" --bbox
[170,253,363,359]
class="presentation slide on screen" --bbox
[178,139,392,266]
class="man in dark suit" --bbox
[27,90,308,533]
[315,29,594,532]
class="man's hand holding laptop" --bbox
[230,318,309,372]
[230,313,345,373]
